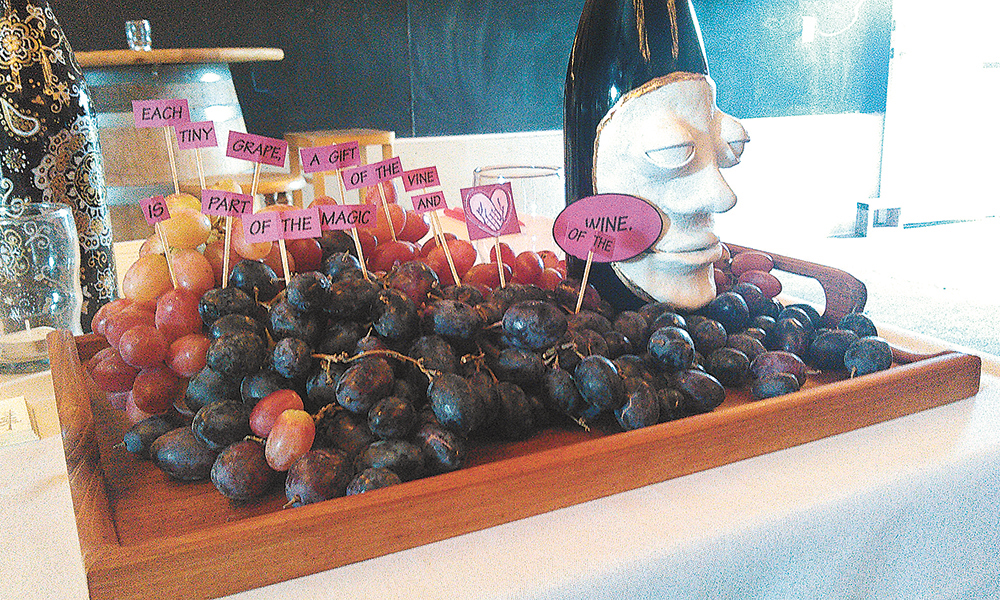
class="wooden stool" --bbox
[285,129,395,205]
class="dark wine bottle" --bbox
[564,0,710,311]
[0,0,118,331]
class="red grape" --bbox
[464,262,511,291]
[420,233,457,257]
[262,243,296,279]
[155,288,202,341]
[132,365,181,414]
[730,251,774,276]
[512,250,544,285]
[537,267,565,291]
[265,409,316,471]
[397,210,430,243]
[367,240,419,273]
[488,242,516,267]
[104,305,156,349]
[286,238,323,272]
[166,333,210,378]
[738,269,782,298]
[249,389,305,437]
[171,248,215,298]
[538,249,561,269]
[118,324,169,369]
[121,253,173,305]
[89,346,139,393]
[92,298,134,337]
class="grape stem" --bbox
[314,349,442,381]
[282,495,301,509]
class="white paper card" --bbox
[0,396,39,447]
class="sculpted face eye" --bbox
[645,142,696,170]
[717,113,750,168]
[643,116,697,171]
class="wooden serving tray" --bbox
[51,251,981,600]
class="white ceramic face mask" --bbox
[593,72,748,310]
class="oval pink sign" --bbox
[552,194,662,262]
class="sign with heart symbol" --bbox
[460,182,521,240]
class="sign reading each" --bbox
[175,120,218,150]
[139,195,170,225]
[299,140,361,174]
[410,191,446,215]
[276,207,322,240]
[132,99,190,129]
[460,183,521,241]
[551,194,662,262]
[341,156,403,191]
[241,212,281,244]
[226,131,288,167]
[201,189,254,217]
[317,204,378,231]
[401,166,440,192]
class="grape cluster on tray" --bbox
[88,203,892,506]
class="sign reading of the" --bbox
[341,156,403,191]
[551,194,662,262]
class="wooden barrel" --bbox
[82,60,250,202]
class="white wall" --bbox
[390,112,885,249]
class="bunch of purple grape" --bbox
[117,243,890,507]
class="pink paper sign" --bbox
[132,99,189,128]
[552,194,663,262]
[277,207,322,240]
[175,120,218,150]
[241,212,281,243]
[317,204,378,231]
[410,190,447,215]
[341,156,403,191]
[139,195,170,225]
[201,189,253,217]
[401,166,440,192]
[226,131,288,167]
[460,183,521,240]
[299,141,361,174]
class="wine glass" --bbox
[472,165,563,252]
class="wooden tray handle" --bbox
[726,243,868,329]
[47,329,119,566]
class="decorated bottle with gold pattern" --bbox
[1,0,117,331]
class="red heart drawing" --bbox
[468,187,510,235]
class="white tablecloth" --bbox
[2,323,999,600]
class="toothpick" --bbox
[493,236,506,288]
[338,173,369,281]
[376,182,397,241]
[163,127,180,195]
[575,250,595,314]
[222,214,233,288]
[155,221,177,288]
[430,210,460,286]
[195,148,206,190]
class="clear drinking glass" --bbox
[0,203,83,373]
[125,19,152,51]
[472,165,564,251]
